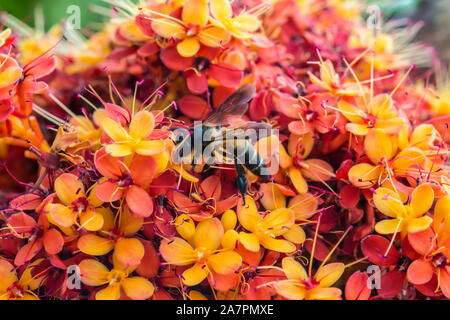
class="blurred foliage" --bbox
[0,0,104,30]
[366,0,421,16]
[0,0,423,31]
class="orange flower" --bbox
[79,259,154,300]
[95,148,158,217]
[149,0,230,57]
[274,257,344,300]
[373,184,434,238]
[17,53,56,115]
[7,211,65,266]
[46,173,105,231]
[406,199,450,298]
[159,217,242,286]
[170,175,238,221]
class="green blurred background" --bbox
[0,0,422,30]
[0,0,104,30]
[0,0,448,62]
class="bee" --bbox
[171,84,273,203]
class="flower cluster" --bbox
[0,0,449,300]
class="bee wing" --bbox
[219,121,274,145]
[204,84,256,125]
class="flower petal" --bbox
[375,218,403,235]
[260,208,295,236]
[151,19,185,39]
[160,237,196,266]
[103,118,129,142]
[237,195,260,232]
[348,163,380,189]
[182,262,208,286]
[283,224,306,244]
[315,263,345,288]
[289,167,308,194]
[238,232,260,252]
[79,209,104,231]
[407,259,434,285]
[197,27,230,47]
[78,234,114,256]
[182,0,208,26]
[113,237,145,267]
[274,280,306,300]
[306,287,342,300]
[210,0,232,21]
[193,218,224,250]
[134,140,165,156]
[175,214,196,241]
[94,148,124,178]
[122,277,154,300]
[364,129,394,163]
[177,38,200,58]
[282,257,307,280]
[79,259,110,286]
[288,193,318,220]
[126,186,154,218]
[119,207,144,236]
[43,229,64,255]
[207,251,242,275]
[373,188,406,218]
[0,260,18,293]
[129,111,154,139]
[96,180,124,203]
[54,173,84,205]
[406,216,433,234]
[410,184,434,218]
[49,204,76,228]
[96,283,121,300]
[259,236,296,253]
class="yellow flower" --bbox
[17,25,62,65]
[209,0,265,39]
[150,0,230,57]
[279,133,334,194]
[373,184,434,238]
[0,259,46,300]
[236,195,304,253]
[274,257,344,300]
[79,259,154,300]
[159,217,242,286]
[348,128,426,189]
[308,59,360,96]
[71,109,108,150]
[103,110,165,157]
[338,94,405,136]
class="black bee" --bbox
[171,84,272,203]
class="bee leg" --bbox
[235,162,248,205]
[201,162,211,174]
